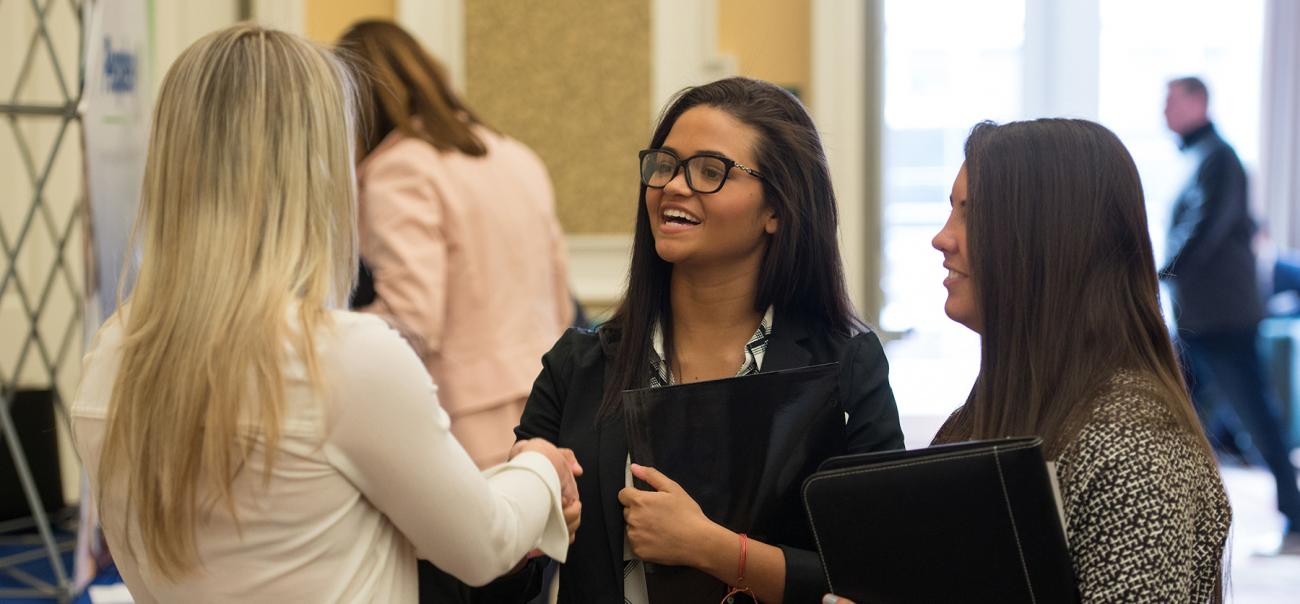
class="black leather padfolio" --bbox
[623,363,844,604]
[803,437,1079,603]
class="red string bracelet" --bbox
[721,533,757,603]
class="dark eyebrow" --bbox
[658,145,737,161]
[693,149,733,159]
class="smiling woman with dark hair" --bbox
[501,77,904,604]
[927,119,1231,603]
[828,119,1232,604]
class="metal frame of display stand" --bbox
[1,0,86,601]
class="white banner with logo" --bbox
[82,0,151,325]
[76,0,152,590]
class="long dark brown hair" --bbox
[337,20,492,158]
[934,119,1213,463]
[598,77,859,418]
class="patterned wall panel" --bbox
[465,0,651,234]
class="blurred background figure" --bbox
[339,20,574,470]
[1159,76,1300,554]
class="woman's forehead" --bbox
[663,106,759,164]
[950,163,969,200]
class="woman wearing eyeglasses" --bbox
[494,77,904,603]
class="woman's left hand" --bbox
[618,463,724,567]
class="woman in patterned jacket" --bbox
[919,119,1229,603]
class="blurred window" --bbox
[881,0,1263,420]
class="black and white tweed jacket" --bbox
[1055,372,1232,603]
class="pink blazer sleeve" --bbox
[357,144,448,354]
[552,220,574,328]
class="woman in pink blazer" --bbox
[340,21,574,469]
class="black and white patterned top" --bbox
[1054,371,1231,603]
[623,307,774,604]
[647,307,773,387]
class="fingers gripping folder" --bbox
[623,363,844,604]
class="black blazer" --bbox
[509,309,904,603]
[1159,122,1262,333]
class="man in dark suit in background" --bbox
[1160,76,1300,554]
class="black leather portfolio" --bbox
[623,363,844,604]
[802,437,1079,603]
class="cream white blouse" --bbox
[70,310,569,603]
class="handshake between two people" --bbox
[510,438,584,547]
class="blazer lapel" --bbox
[597,414,628,590]
[596,329,630,591]
[760,309,813,372]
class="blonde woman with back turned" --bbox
[70,24,581,603]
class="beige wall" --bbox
[465,0,651,235]
[717,0,812,106]
[304,0,395,44]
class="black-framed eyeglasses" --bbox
[638,149,764,194]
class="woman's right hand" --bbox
[823,595,855,604]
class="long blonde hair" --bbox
[99,24,358,579]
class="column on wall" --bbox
[1261,0,1300,249]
